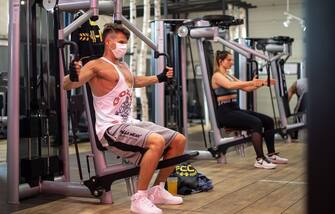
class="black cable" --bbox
[56,8,83,180]
[53,5,63,148]
[187,37,208,148]
[266,63,278,129]
[71,108,84,181]
[60,38,84,181]
[31,1,38,112]
[248,59,259,111]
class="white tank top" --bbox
[93,57,138,140]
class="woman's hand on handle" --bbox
[252,78,264,87]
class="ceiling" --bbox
[121,0,257,17]
[121,0,304,15]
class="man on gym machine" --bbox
[64,23,186,214]
[288,78,308,140]
[288,78,307,114]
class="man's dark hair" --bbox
[102,23,130,42]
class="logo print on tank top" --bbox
[114,89,132,122]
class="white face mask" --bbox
[111,42,127,59]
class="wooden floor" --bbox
[3,142,306,214]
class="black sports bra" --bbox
[214,73,238,96]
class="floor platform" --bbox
[1,141,306,214]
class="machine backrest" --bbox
[202,40,223,128]
[70,18,106,150]
[277,60,292,117]
[84,82,107,151]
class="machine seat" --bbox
[83,82,198,197]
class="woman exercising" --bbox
[211,50,288,169]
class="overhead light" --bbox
[283,11,306,31]
[283,20,290,27]
[300,20,306,31]
[283,16,292,27]
[301,23,306,31]
[20,0,26,5]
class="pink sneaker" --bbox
[148,182,183,205]
[130,192,162,214]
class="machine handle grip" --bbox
[59,40,80,82]
[154,51,174,85]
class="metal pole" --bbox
[222,0,226,14]
[245,8,249,37]
[190,27,218,39]
[121,15,158,51]
[59,50,71,181]
[90,0,99,17]
[62,9,94,38]
[214,36,251,58]
[7,0,21,204]
[228,39,270,61]
[57,0,113,13]
[266,44,285,53]
[163,0,168,19]
[153,21,165,126]
[180,38,188,146]
[237,38,248,110]
[26,0,32,160]
[114,0,123,22]
[196,39,222,146]
[269,52,286,62]
[57,15,71,181]
[269,57,288,130]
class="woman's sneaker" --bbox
[148,182,183,205]
[254,157,277,169]
[268,154,288,164]
[130,192,162,214]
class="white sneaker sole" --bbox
[130,208,162,214]
[270,159,288,164]
[254,163,277,169]
[152,198,183,205]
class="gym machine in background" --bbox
[236,37,306,140]
[151,16,252,163]
[7,0,111,204]
[151,15,306,163]
[0,71,7,138]
[150,19,187,135]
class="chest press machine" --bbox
[171,15,304,163]
[237,37,306,140]
[7,0,197,205]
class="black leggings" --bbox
[218,102,275,158]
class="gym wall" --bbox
[248,0,305,117]
[0,0,8,39]
[248,0,305,63]
[0,0,9,73]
